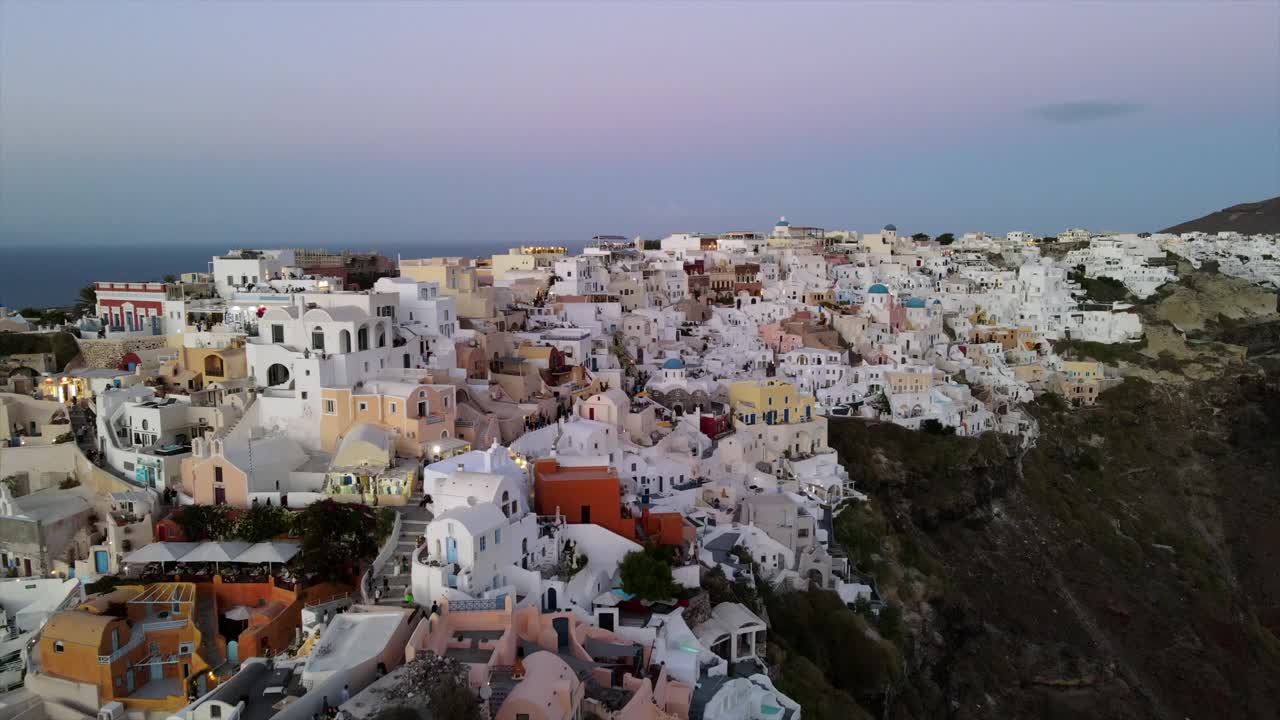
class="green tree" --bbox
[75,285,98,315]
[291,500,380,581]
[619,549,678,600]
[175,504,236,541]
[936,232,955,245]
[910,232,930,242]
[234,503,291,543]
[162,274,179,284]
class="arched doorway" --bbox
[204,355,224,378]
[266,363,290,386]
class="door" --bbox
[150,662,162,681]
[126,670,134,692]
[599,613,614,632]
[95,550,110,573]
[22,559,31,576]
[214,487,226,505]
[544,587,557,612]
[445,538,458,564]
[580,505,591,524]
[552,617,570,650]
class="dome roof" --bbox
[662,357,685,370]
[883,224,897,232]
[775,216,790,227]
[867,283,890,294]
[904,298,927,309]
[932,299,943,305]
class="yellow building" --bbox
[399,257,479,295]
[885,370,936,395]
[179,344,248,385]
[1061,360,1104,381]
[319,380,460,457]
[728,379,815,426]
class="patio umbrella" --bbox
[123,541,199,565]
[181,541,252,573]
[235,541,301,564]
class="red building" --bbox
[95,281,169,334]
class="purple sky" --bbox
[1,1,1277,245]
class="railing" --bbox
[96,619,187,663]
[420,413,445,424]
[450,598,501,613]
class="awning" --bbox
[123,542,201,564]
[235,541,301,564]
[180,541,252,563]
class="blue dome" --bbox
[868,284,890,294]
[775,216,790,227]
[662,357,685,370]
[932,299,943,305]
[904,298,926,309]
[883,224,897,232]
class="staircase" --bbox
[487,665,516,715]
[370,492,433,606]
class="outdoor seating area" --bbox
[124,540,302,585]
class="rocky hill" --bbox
[1161,196,1280,235]
[804,268,1280,719]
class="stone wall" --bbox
[76,336,169,369]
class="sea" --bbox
[0,240,578,308]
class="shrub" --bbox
[619,550,678,600]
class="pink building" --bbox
[407,597,691,720]
[758,323,803,354]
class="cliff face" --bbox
[1161,196,1280,235]
[818,274,1280,719]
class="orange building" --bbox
[533,459,633,540]
[37,583,208,712]
[532,459,687,547]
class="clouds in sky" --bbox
[0,1,1277,243]
[1030,101,1146,125]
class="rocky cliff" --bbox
[802,270,1280,719]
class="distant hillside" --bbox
[1162,196,1280,234]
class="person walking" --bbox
[404,589,415,607]
[340,685,350,704]
[374,587,383,604]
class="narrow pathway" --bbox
[369,492,432,606]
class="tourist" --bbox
[340,684,350,704]
[404,589,414,606]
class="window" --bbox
[494,528,501,545]
[214,466,223,484]
[358,402,368,412]
[271,325,284,343]
[180,642,194,654]
[478,535,486,551]
[357,326,369,351]
[390,403,397,414]
[210,705,221,719]
[301,391,308,400]
[54,641,64,653]
[312,328,325,351]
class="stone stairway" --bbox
[371,492,433,606]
